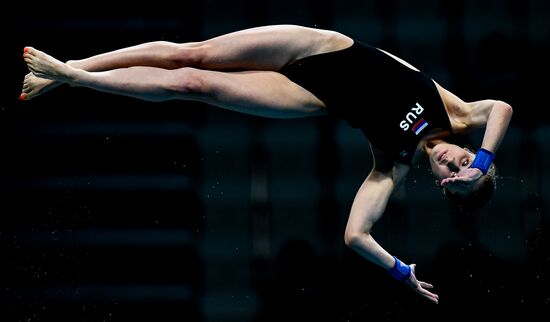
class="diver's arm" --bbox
[466,99,513,153]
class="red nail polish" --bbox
[20,93,26,100]
[24,47,29,53]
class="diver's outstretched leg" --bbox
[21,24,352,100]
[24,46,327,118]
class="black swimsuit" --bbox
[280,40,452,164]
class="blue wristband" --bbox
[387,256,411,282]
[470,148,494,175]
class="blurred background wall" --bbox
[1,0,548,321]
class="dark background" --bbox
[1,1,548,321]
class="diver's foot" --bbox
[20,72,61,100]
[23,47,75,83]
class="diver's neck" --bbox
[421,130,451,158]
[423,138,444,155]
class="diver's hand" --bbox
[405,264,439,304]
[440,167,483,194]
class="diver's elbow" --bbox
[498,100,513,117]
[344,230,369,249]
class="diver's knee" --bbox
[165,67,206,98]
[171,43,207,68]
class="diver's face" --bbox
[429,143,474,182]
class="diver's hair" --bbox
[442,162,497,213]
[438,146,497,213]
